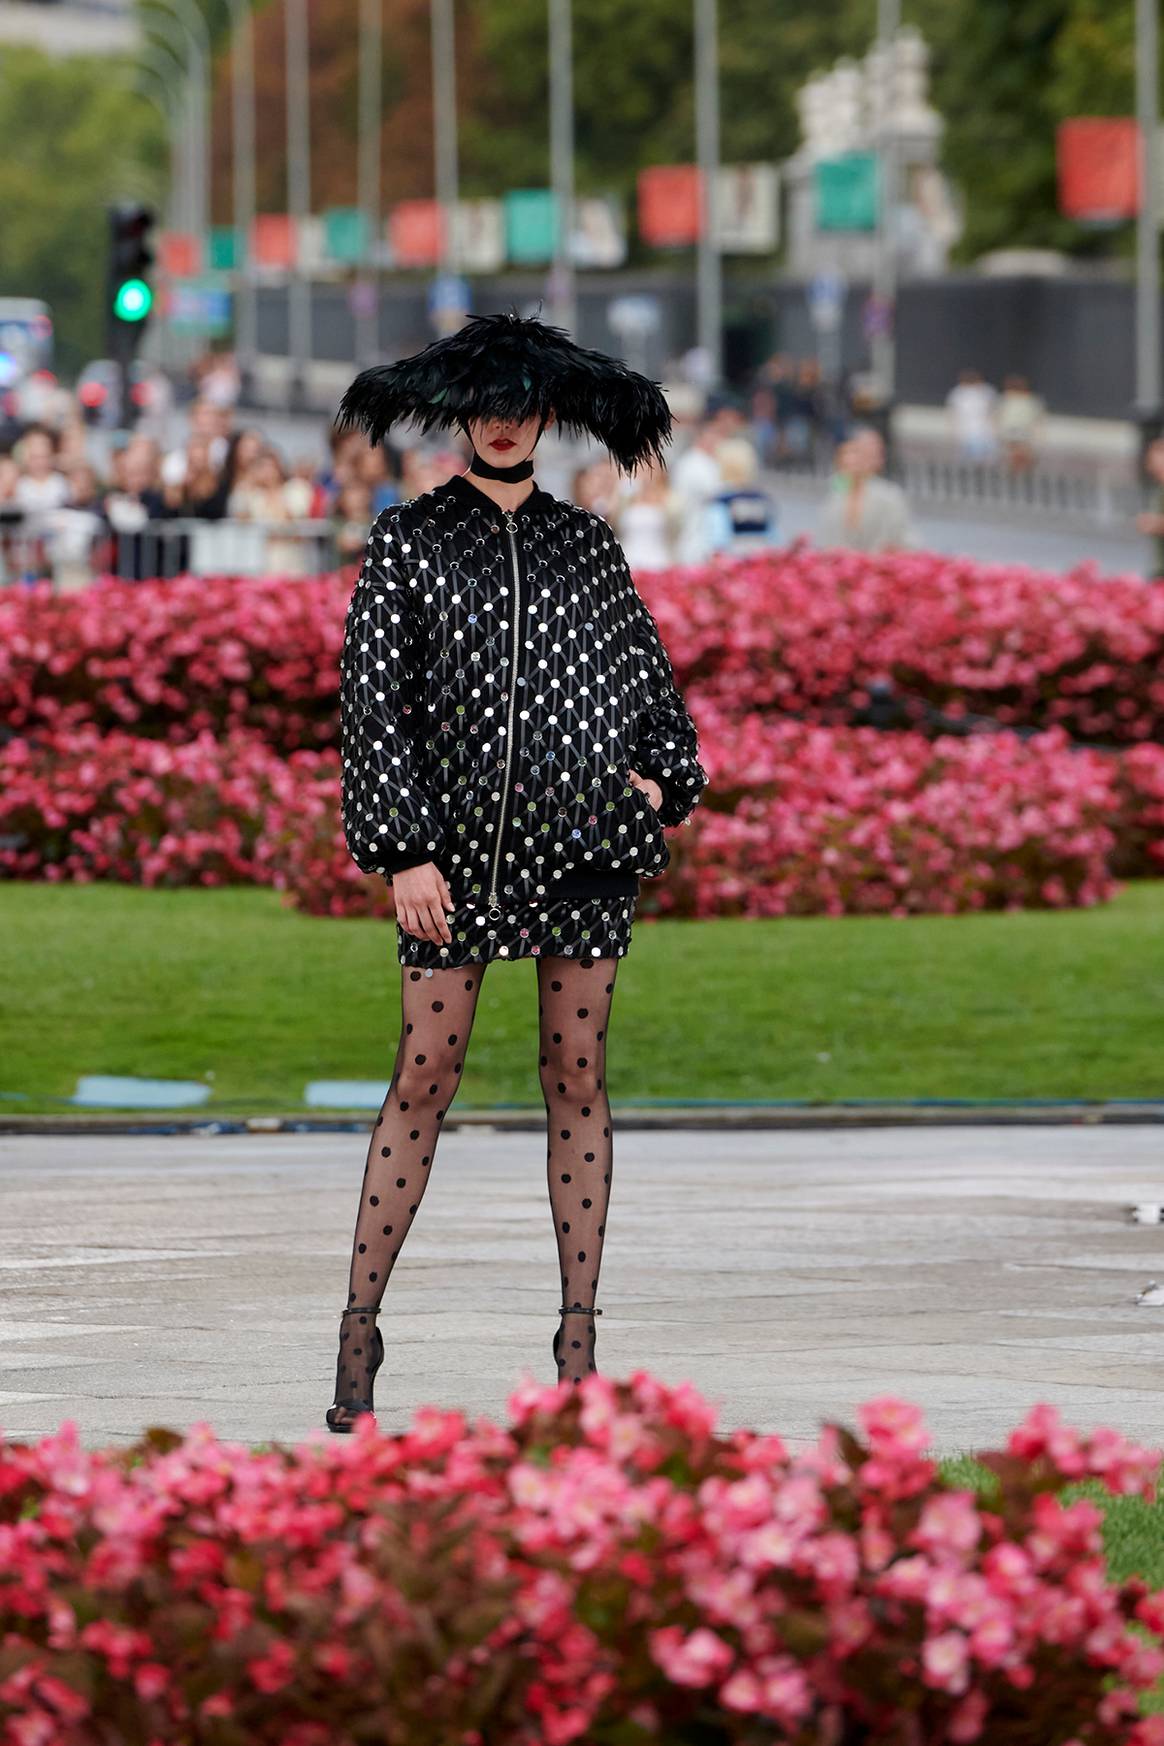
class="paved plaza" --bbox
[1,1125,1162,1453]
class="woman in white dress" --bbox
[610,461,683,571]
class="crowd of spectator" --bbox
[0,341,920,588]
[0,402,471,586]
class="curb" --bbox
[1,1103,1162,1136]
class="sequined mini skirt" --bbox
[395,891,638,969]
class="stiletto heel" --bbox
[553,1301,603,1385]
[326,1306,384,1433]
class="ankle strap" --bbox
[342,1306,380,1316]
[559,1305,602,1315]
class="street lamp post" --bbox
[225,0,258,394]
[694,0,722,391]
[127,76,183,392]
[431,0,459,278]
[285,0,312,410]
[871,0,901,409]
[140,0,211,242]
[548,0,576,338]
[138,18,207,248]
[357,0,383,366]
[134,44,196,239]
[1135,0,1161,458]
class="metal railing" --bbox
[766,442,1142,530]
[898,454,1139,529]
[0,513,345,588]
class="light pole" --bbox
[285,0,312,410]
[139,10,208,247]
[357,0,383,365]
[871,0,901,408]
[431,0,459,278]
[1135,0,1161,454]
[694,0,722,390]
[225,0,258,391]
[140,0,211,242]
[134,43,196,238]
[128,74,178,210]
[548,0,575,337]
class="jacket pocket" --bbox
[607,764,670,876]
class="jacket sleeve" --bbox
[339,511,443,880]
[618,549,710,829]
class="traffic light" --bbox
[106,202,156,427]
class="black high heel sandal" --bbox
[326,1306,384,1433]
[553,1302,603,1385]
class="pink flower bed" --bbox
[3,550,1164,749]
[668,546,1164,744]
[1,1382,1162,1746]
[0,572,348,755]
[678,714,1142,917]
[2,721,1162,918]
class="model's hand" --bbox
[393,863,456,945]
[628,770,664,813]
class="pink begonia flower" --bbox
[948,1687,991,1741]
[913,1490,982,1557]
[802,1530,860,1594]
[922,1628,971,1693]
[246,1640,297,1694]
[649,1624,735,1687]
[858,1395,933,1453]
[759,1659,814,1723]
[132,1662,170,1701]
[7,1716,57,1746]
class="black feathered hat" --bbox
[334,305,672,475]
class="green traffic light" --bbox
[114,278,153,322]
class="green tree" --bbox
[462,0,872,220]
[0,47,166,378]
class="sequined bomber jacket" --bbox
[339,469,710,920]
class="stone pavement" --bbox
[1,1125,1162,1454]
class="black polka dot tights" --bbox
[335,953,619,1406]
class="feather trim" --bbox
[334,304,672,475]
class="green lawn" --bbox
[1,882,1162,1115]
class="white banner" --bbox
[717,164,780,252]
[570,195,627,267]
[452,201,506,273]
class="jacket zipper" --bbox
[486,508,521,922]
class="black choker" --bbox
[468,450,535,482]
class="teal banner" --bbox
[504,189,557,263]
[325,208,370,264]
[814,154,879,232]
[208,228,240,272]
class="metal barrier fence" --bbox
[0,514,342,589]
[770,443,1142,530]
[0,459,1150,591]
[898,455,1140,529]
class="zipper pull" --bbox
[502,510,517,535]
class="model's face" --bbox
[466,409,555,464]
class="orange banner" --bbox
[637,165,702,247]
[252,214,297,268]
[159,232,201,277]
[1057,118,1139,222]
[389,200,445,268]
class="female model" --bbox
[325,309,709,1430]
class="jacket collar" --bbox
[438,471,557,520]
